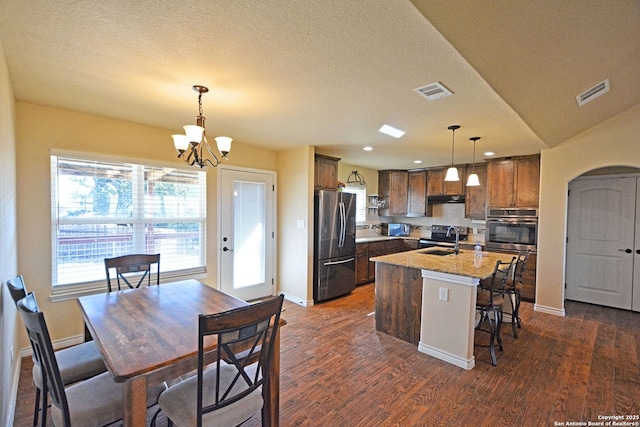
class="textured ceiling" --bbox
[0,0,637,171]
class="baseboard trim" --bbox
[19,334,85,358]
[418,342,475,370]
[5,356,21,427]
[281,292,314,307]
[534,303,566,317]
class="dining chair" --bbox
[476,257,515,366]
[503,250,530,338]
[157,294,285,427]
[6,275,107,427]
[104,253,160,292]
[16,292,167,427]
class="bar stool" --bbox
[476,257,515,366]
[503,250,530,338]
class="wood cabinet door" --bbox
[427,169,444,195]
[314,155,338,190]
[465,163,487,218]
[487,160,515,207]
[515,157,540,207]
[387,171,408,216]
[407,170,427,216]
[355,251,370,284]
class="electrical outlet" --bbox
[439,287,449,302]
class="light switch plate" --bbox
[296,219,305,229]
[439,287,449,302]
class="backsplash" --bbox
[358,203,485,242]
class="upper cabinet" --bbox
[465,163,487,219]
[426,165,466,196]
[486,155,540,207]
[314,154,340,190]
[407,170,427,217]
[378,170,408,216]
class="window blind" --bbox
[50,155,207,288]
[344,186,366,223]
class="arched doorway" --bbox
[565,166,640,311]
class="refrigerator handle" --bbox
[323,257,355,266]
[339,201,346,247]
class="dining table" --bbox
[78,279,284,427]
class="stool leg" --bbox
[33,388,40,426]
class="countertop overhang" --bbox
[370,248,514,280]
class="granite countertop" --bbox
[370,248,516,280]
[355,236,419,243]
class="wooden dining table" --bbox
[78,279,283,427]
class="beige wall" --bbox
[14,102,279,348]
[0,40,18,426]
[536,103,640,315]
[277,146,315,305]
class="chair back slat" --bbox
[16,293,72,425]
[197,295,284,427]
[104,253,160,291]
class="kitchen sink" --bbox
[419,249,461,256]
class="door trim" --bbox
[217,165,277,297]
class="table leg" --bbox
[263,327,281,426]
[122,377,147,427]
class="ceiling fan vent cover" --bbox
[576,79,609,107]
[413,82,453,101]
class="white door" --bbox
[566,177,637,310]
[219,167,275,300]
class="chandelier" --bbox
[347,170,366,185]
[172,85,232,168]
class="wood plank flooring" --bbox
[13,283,640,426]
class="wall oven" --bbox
[485,207,538,251]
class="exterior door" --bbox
[566,177,638,310]
[219,167,275,300]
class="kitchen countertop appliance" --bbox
[313,190,357,302]
[485,207,538,251]
[419,225,469,248]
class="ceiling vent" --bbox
[413,82,453,101]
[576,79,609,107]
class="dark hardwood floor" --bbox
[13,283,640,426]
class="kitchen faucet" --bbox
[446,226,460,255]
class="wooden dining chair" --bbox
[6,275,107,427]
[16,292,167,427]
[104,253,160,292]
[476,257,515,366]
[157,294,285,427]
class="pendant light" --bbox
[466,137,481,186]
[444,125,460,181]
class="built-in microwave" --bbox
[485,207,537,251]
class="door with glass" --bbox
[219,168,275,300]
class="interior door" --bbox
[219,167,275,300]
[566,177,637,310]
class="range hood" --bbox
[427,194,466,204]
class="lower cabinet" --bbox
[356,239,419,285]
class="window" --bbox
[50,154,206,294]
[343,186,366,223]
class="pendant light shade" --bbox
[466,136,481,186]
[444,125,460,182]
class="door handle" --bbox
[636,249,640,255]
[323,258,354,266]
[618,248,632,253]
[223,246,234,252]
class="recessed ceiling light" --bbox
[414,160,422,164]
[363,146,373,151]
[484,151,495,156]
[379,125,405,139]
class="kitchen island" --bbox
[371,248,513,369]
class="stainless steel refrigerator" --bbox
[313,190,356,302]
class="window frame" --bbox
[49,150,207,301]
[343,186,367,224]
